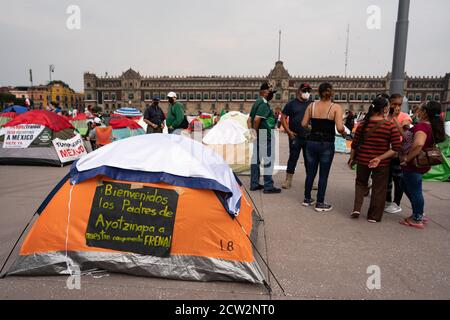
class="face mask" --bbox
[267,91,274,101]
[301,92,310,100]
[168,98,174,104]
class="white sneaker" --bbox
[384,203,402,214]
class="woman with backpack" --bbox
[399,101,445,229]
[348,96,401,222]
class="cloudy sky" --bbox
[1,0,449,91]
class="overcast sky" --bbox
[1,0,449,91]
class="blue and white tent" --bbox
[113,107,143,118]
[71,133,242,216]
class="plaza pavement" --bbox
[0,134,449,299]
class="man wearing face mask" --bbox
[248,82,281,194]
[280,83,313,189]
[166,92,188,134]
[144,97,166,134]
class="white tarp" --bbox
[203,119,249,145]
[75,133,242,215]
[52,134,87,163]
[445,121,450,137]
[2,124,45,149]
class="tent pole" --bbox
[242,186,264,221]
[235,218,287,296]
[0,212,37,278]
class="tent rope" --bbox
[0,212,38,278]
[64,184,75,274]
[234,218,286,296]
[242,187,264,221]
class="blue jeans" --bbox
[251,137,274,190]
[287,136,307,174]
[401,171,424,222]
[304,141,335,203]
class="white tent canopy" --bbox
[75,133,242,215]
[203,119,249,145]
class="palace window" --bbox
[290,94,295,100]
[87,94,92,100]
[342,94,347,100]
[334,94,339,101]
[254,93,259,100]
[196,93,201,100]
[426,95,432,101]
[128,93,134,100]
[232,93,237,100]
[211,93,216,100]
[239,93,244,100]
[275,93,281,100]
[189,93,194,100]
[246,93,252,100]
[145,93,150,100]
[415,95,421,101]
[104,93,109,100]
[435,95,440,101]
[203,93,209,100]
[225,93,230,100]
[315,94,320,100]
[364,95,369,101]
[357,95,362,101]
[182,93,187,100]
[87,83,91,88]
[349,94,354,100]
[111,94,116,100]
[370,94,376,100]
[218,93,223,100]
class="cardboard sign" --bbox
[52,134,87,163]
[85,181,179,257]
[2,124,45,148]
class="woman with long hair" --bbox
[399,101,445,229]
[349,96,401,222]
[301,82,346,212]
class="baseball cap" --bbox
[299,83,312,91]
[260,82,271,91]
[167,92,177,98]
[94,117,101,124]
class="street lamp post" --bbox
[390,0,410,113]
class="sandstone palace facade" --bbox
[83,61,450,114]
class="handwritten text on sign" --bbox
[52,134,87,163]
[86,181,178,257]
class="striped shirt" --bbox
[351,119,401,167]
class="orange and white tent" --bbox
[6,134,265,283]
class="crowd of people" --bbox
[248,81,446,229]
